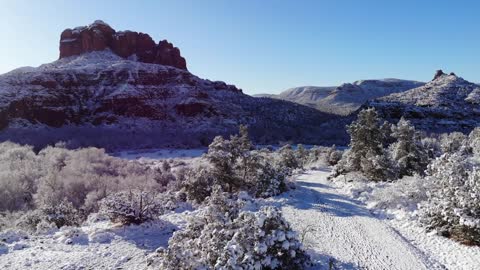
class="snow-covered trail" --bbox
[275,168,445,270]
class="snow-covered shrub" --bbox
[35,219,58,235]
[333,108,394,181]
[370,175,428,211]
[420,136,442,160]
[14,210,44,233]
[295,144,309,169]
[277,144,300,172]
[253,157,289,198]
[41,200,83,228]
[215,206,311,269]
[35,146,163,216]
[468,127,480,157]
[13,202,81,232]
[205,126,290,198]
[100,190,161,225]
[150,189,310,269]
[181,166,216,203]
[325,145,343,166]
[161,160,171,172]
[440,132,468,154]
[389,118,428,177]
[419,153,480,245]
[206,134,246,193]
[360,150,397,182]
[0,211,24,231]
[155,191,190,213]
[0,142,40,211]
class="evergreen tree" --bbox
[334,108,394,180]
[390,117,428,177]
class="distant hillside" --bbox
[256,79,424,115]
[367,70,480,133]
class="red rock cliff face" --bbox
[59,20,187,70]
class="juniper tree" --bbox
[390,117,428,177]
[334,108,394,181]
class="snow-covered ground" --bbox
[1,167,479,269]
[110,148,207,160]
[275,169,480,270]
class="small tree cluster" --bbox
[419,153,480,245]
[150,189,311,269]
[201,126,290,201]
[333,109,431,181]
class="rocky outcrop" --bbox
[433,69,445,80]
[59,20,187,70]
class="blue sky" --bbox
[1,0,479,94]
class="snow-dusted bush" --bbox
[181,166,216,203]
[440,132,468,154]
[14,200,82,232]
[41,200,83,228]
[295,144,309,169]
[326,145,343,166]
[468,127,480,156]
[100,190,162,225]
[419,153,480,245]
[204,126,290,199]
[333,108,395,181]
[0,142,40,211]
[206,131,249,193]
[420,136,442,160]
[150,189,310,269]
[389,118,428,177]
[253,157,289,198]
[34,146,164,216]
[277,144,301,172]
[370,175,428,211]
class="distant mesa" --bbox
[59,20,187,70]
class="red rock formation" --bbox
[59,20,187,70]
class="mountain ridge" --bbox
[256,79,424,115]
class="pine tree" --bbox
[334,108,393,180]
[390,117,428,177]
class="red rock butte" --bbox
[59,20,187,70]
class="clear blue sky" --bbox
[1,0,479,94]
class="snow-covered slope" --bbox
[257,79,424,116]
[0,49,345,149]
[367,71,480,133]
